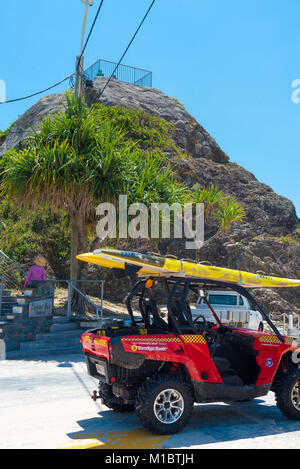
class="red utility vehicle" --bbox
[81,277,300,434]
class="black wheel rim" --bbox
[291,377,300,411]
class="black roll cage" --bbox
[125,276,285,343]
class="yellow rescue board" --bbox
[76,249,300,288]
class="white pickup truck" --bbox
[191,290,264,331]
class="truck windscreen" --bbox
[208,295,237,306]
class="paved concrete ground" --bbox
[0,353,300,449]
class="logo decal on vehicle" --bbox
[266,359,273,367]
[122,337,181,343]
[131,343,167,352]
[94,338,107,347]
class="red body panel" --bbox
[233,329,296,385]
[81,332,110,360]
[121,334,223,383]
[81,328,298,386]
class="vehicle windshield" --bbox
[208,294,237,306]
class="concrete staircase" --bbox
[0,288,48,321]
[0,290,23,319]
[5,315,86,359]
[0,250,88,359]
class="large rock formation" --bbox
[0,77,228,163]
[0,94,68,156]
[0,77,299,317]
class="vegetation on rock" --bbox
[0,94,244,282]
[0,94,189,281]
[0,122,15,146]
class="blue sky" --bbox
[1,0,299,217]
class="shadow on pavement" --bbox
[65,398,300,449]
[65,411,170,449]
[168,398,300,448]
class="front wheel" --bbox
[135,375,194,435]
[274,370,300,420]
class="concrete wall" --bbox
[0,282,55,352]
[0,317,52,352]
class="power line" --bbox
[1,0,105,104]
[1,0,105,105]
[1,0,155,105]
[0,74,74,105]
[81,0,105,59]
[98,0,157,98]
[75,0,105,97]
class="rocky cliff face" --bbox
[0,77,228,164]
[1,77,299,317]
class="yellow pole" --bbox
[81,5,89,55]
[76,4,89,97]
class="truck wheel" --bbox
[135,375,194,435]
[274,370,300,420]
[98,382,135,412]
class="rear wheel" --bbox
[135,375,194,435]
[98,382,135,412]
[274,370,300,420]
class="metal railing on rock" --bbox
[83,58,152,87]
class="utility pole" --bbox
[72,1,94,281]
[75,0,94,97]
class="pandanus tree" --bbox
[0,94,188,283]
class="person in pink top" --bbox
[24,256,47,288]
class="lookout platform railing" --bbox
[83,58,152,88]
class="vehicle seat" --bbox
[142,297,169,331]
[212,331,260,385]
[168,300,195,333]
[213,356,232,375]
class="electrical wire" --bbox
[0,73,75,105]
[0,0,105,104]
[98,0,156,98]
[1,0,155,105]
[80,0,105,59]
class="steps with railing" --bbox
[6,315,85,359]
[0,249,105,358]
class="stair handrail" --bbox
[69,281,103,324]
[0,275,4,316]
[0,250,27,275]
[32,279,104,324]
